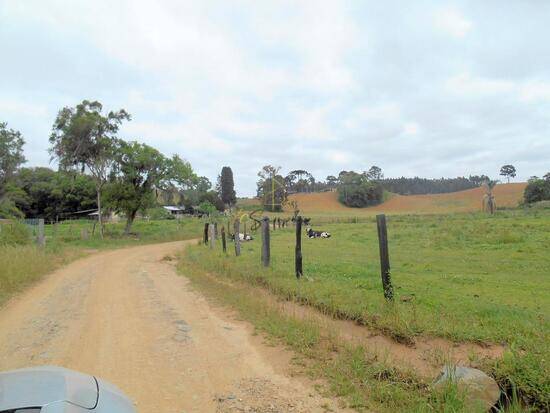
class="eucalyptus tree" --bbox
[0,122,26,217]
[105,141,195,234]
[49,100,131,237]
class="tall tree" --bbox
[326,175,338,189]
[105,141,173,234]
[0,122,26,217]
[257,165,286,211]
[366,165,383,180]
[49,100,131,237]
[500,164,517,183]
[218,166,236,207]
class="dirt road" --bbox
[0,241,341,412]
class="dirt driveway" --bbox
[0,241,341,412]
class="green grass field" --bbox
[181,210,550,410]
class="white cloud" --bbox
[403,122,419,136]
[519,81,550,102]
[2,0,550,194]
[434,7,472,38]
[445,72,516,96]
[0,99,48,118]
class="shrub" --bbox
[147,207,174,220]
[524,174,550,204]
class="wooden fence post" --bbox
[295,216,303,279]
[261,216,270,267]
[221,226,227,253]
[376,214,394,301]
[37,218,45,247]
[273,218,276,231]
[203,222,209,245]
[209,224,215,249]
[234,220,241,256]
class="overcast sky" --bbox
[1,1,549,195]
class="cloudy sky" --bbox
[1,1,549,195]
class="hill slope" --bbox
[286,183,526,215]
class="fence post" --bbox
[37,218,45,247]
[209,224,215,249]
[261,216,270,267]
[221,226,227,253]
[376,214,394,301]
[203,222,209,245]
[234,220,241,256]
[272,218,276,231]
[295,216,303,279]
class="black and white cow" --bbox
[230,233,254,241]
[305,227,331,238]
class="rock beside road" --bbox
[434,366,501,410]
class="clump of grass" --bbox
[0,222,31,246]
[0,244,81,306]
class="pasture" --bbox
[182,209,550,409]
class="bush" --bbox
[0,222,31,246]
[337,172,384,208]
[524,174,550,204]
[147,207,175,220]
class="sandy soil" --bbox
[0,241,343,412]
[286,183,526,214]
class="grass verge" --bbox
[178,255,529,412]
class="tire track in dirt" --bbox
[0,241,344,412]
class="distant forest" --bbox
[379,175,490,195]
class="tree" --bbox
[326,175,338,189]
[524,174,550,204]
[105,141,172,234]
[49,100,131,237]
[13,167,96,220]
[218,166,236,207]
[366,165,383,181]
[337,171,384,208]
[257,165,286,212]
[0,122,26,217]
[482,179,498,214]
[500,165,517,183]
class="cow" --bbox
[305,227,331,239]
[231,233,254,241]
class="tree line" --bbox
[1,100,238,235]
[255,164,522,209]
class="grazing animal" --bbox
[231,233,253,241]
[306,227,331,239]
